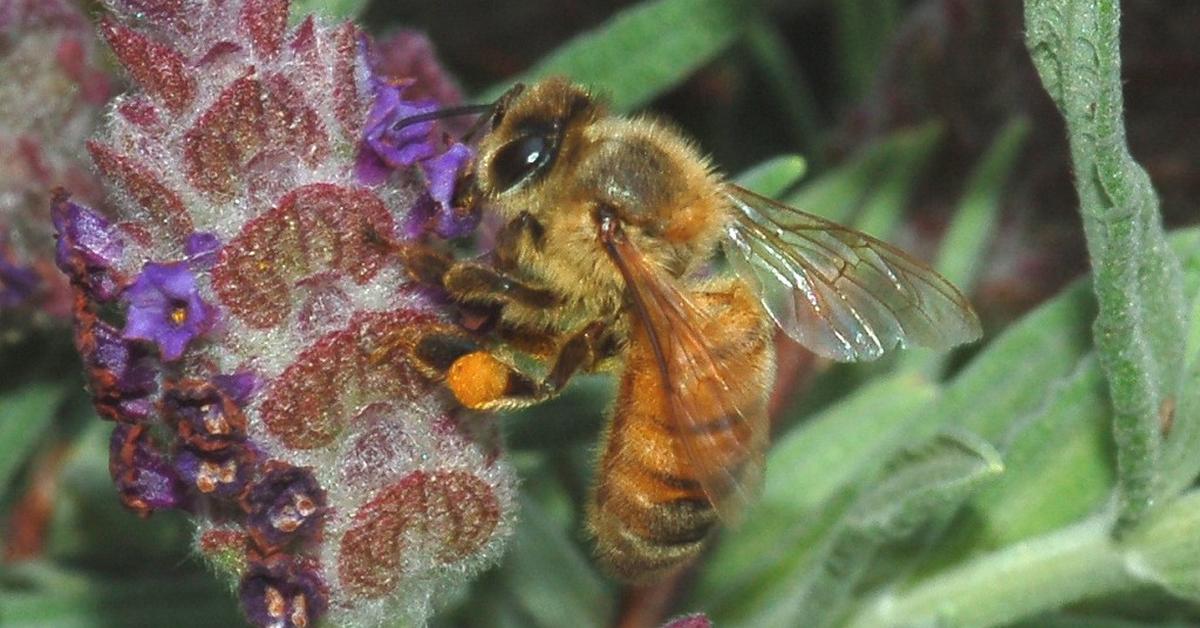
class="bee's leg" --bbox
[442,263,559,309]
[439,321,614,411]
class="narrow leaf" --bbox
[479,0,754,112]
[734,154,807,198]
[785,123,941,225]
[0,382,65,500]
[490,494,613,628]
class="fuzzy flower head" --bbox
[0,0,112,325]
[53,2,514,626]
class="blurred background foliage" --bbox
[3,0,1200,626]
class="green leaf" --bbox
[474,494,613,628]
[1159,228,1200,499]
[478,0,754,112]
[933,117,1030,294]
[733,154,807,198]
[851,122,941,242]
[1124,490,1200,602]
[709,432,1001,628]
[1026,0,1189,529]
[0,562,240,628]
[925,354,1115,570]
[832,0,901,99]
[784,123,942,226]
[0,382,65,501]
[899,117,1030,377]
[847,515,1137,628]
[743,18,824,163]
[694,373,937,609]
[289,0,369,21]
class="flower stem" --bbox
[1024,0,1188,530]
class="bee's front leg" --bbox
[416,320,613,411]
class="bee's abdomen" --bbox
[587,277,773,582]
[588,419,719,581]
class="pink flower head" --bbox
[123,261,214,361]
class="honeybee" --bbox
[390,78,981,581]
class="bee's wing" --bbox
[721,184,982,362]
[602,223,766,524]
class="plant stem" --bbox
[1024,0,1188,531]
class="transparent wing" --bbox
[721,184,982,362]
[601,219,766,523]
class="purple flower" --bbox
[109,423,186,515]
[185,232,221,270]
[122,261,214,361]
[356,79,439,185]
[81,317,158,422]
[213,370,259,406]
[238,556,328,628]
[164,379,248,452]
[241,462,327,553]
[418,142,478,239]
[176,447,255,499]
[51,193,125,301]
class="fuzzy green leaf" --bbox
[933,118,1030,294]
[1159,228,1200,498]
[0,382,65,501]
[479,0,754,112]
[1124,490,1200,602]
[693,373,937,613]
[1025,0,1189,529]
[924,354,1115,571]
[710,432,1001,628]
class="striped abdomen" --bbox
[587,280,773,582]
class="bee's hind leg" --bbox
[419,321,614,412]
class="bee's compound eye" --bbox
[491,133,552,193]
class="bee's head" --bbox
[473,78,602,206]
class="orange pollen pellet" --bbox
[446,351,510,410]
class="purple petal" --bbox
[420,142,478,239]
[109,424,185,514]
[185,232,221,270]
[122,261,214,361]
[239,557,328,628]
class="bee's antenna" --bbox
[391,83,526,142]
[390,103,495,134]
